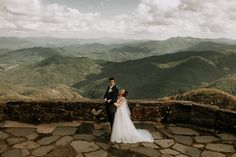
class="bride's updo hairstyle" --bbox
[123,89,128,97]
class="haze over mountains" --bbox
[0,36,235,100]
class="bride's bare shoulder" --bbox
[118,96,126,102]
[121,96,127,101]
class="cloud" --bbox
[0,0,235,39]
[0,0,101,32]
[131,0,236,38]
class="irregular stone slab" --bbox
[96,142,110,150]
[91,109,103,116]
[36,124,56,134]
[13,140,40,149]
[118,143,131,150]
[223,140,234,144]
[201,150,226,157]
[175,155,188,157]
[5,128,35,137]
[134,123,157,132]
[0,130,9,139]
[111,143,119,149]
[7,137,27,145]
[155,139,175,148]
[37,136,60,145]
[71,140,99,153]
[0,121,4,128]
[172,143,201,157]
[216,133,236,141]
[159,129,174,138]
[129,146,161,157]
[22,149,30,157]
[77,123,94,134]
[150,131,163,140]
[45,145,77,157]
[73,134,95,141]
[168,127,199,136]
[26,133,38,140]
[2,148,22,157]
[162,154,174,157]
[94,122,110,130]
[52,126,77,136]
[141,142,159,149]
[193,144,204,148]
[174,135,193,145]
[92,130,105,137]
[32,145,54,156]
[160,148,180,155]
[119,143,140,150]
[155,124,165,129]
[51,121,81,127]
[206,143,235,153]
[194,136,220,143]
[55,136,73,146]
[0,143,8,153]
[3,121,36,128]
[84,150,108,157]
[232,153,236,157]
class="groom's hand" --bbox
[107,99,111,103]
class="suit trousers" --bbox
[106,102,116,129]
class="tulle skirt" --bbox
[111,104,154,143]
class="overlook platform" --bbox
[0,120,236,157]
[0,100,236,156]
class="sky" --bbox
[0,0,235,39]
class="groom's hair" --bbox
[109,77,115,81]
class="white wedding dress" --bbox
[111,97,154,143]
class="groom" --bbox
[103,77,119,131]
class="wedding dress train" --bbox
[111,97,154,143]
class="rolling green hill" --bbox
[0,47,60,71]
[73,51,236,98]
[187,41,236,52]
[1,55,104,87]
[1,49,235,99]
[169,88,236,110]
[0,37,236,99]
[207,78,236,95]
[0,81,85,101]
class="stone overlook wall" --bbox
[0,99,235,132]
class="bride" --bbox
[111,89,154,143]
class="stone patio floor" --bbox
[0,120,236,157]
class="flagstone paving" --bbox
[0,120,236,157]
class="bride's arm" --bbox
[114,97,125,107]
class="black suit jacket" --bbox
[104,85,119,104]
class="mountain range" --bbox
[0,36,235,100]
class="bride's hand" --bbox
[114,102,119,107]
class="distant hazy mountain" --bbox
[0,36,236,99]
[1,36,236,62]
[53,37,236,62]
[187,41,236,52]
[0,37,134,49]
